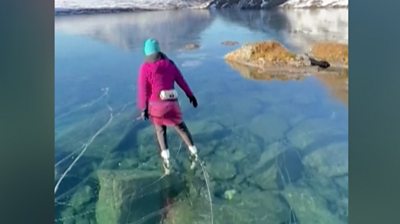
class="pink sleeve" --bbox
[137,65,149,110]
[173,64,194,97]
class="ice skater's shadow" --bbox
[111,119,149,153]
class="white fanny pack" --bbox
[159,89,178,100]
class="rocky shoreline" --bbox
[55,0,348,15]
[224,41,348,105]
[224,41,348,77]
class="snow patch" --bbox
[282,0,348,8]
[55,0,213,12]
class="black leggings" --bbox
[153,122,194,151]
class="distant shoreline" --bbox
[55,8,155,16]
[55,6,348,16]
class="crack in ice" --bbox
[54,88,113,194]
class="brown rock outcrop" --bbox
[224,41,348,80]
[224,40,348,105]
[224,41,305,68]
[311,42,348,67]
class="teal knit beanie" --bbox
[143,38,160,56]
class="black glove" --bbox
[141,108,149,120]
[189,96,198,108]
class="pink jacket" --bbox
[137,58,194,110]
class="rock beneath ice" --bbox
[96,169,184,224]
